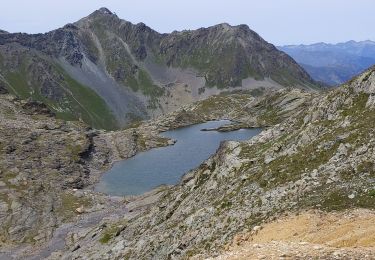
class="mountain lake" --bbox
[95,120,262,196]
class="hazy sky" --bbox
[0,0,374,45]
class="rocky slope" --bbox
[31,67,374,259]
[1,66,373,259]
[0,83,314,259]
[0,94,172,254]
[0,7,317,129]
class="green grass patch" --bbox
[99,220,128,244]
[4,67,33,98]
[320,189,375,211]
[2,54,118,130]
[66,143,83,162]
[55,193,92,221]
[169,42,263,88]
[56,68,118,130]
[258,108,279,125]
[357,161,374,174]
[341,91,369,117]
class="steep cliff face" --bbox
[0,7,317,129]
[54,67,375,259]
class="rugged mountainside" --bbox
[279,41,375,86]
[0,84,316,259]
[19,67,372,259]
[0,94,176,253]
[0,7,317,129]
[0,66,373,259]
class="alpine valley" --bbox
[0,7,374,260]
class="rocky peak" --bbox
[215,22,232,30]
[196,22,266,49]
[86,7,118,20]
[210,23,254,34]
[98,7,113,15]
[0,29,8,34]
[212,23,250,32]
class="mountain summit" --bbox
[97,7,114,15]
[0,8,317,129]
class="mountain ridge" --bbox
[0,7,317,129]
[282,40,375,48]
[279,40,375,86]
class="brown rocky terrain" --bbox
[0,86,306,259]
[18,67,372,259]
[0,66,374,259]
[210,209,375,259]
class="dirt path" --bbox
[0,199,128,260]
[208,209,375,259]
[30,207,128,260]
[0,187,165,260]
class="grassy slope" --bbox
[1,56,117,130]
[90,22,164,110]
[240,86,375,211]
[55,68,118,130]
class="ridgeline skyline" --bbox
[0,0,374,45]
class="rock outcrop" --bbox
[0,94,169,252]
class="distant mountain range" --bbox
[279,40,375,86]
[0,7,317,129]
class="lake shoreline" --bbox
[94,120,262,197]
